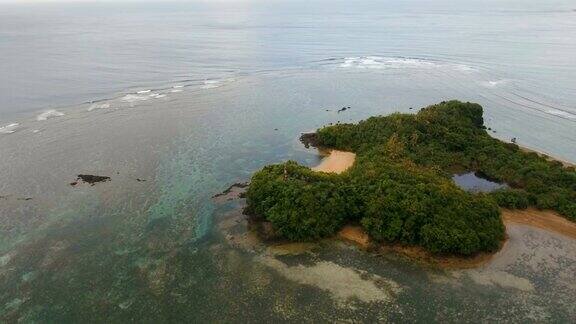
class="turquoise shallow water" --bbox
[0,0,576,322]
[0,70,575,322]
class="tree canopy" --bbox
[246,101,576,255]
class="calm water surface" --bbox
[453,172,508,193]
[1,0,575,322]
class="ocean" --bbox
[1,0,575,322]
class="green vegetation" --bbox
[245,101,576,255]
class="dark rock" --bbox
[300,132,319,149]
[136,178,147,182]
[212,182,249,199]
[73,174,111,186]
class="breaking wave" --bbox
[87,103,111,112]
[201,78,236,90]
[37,110,65,121]
[481,80,510,88]
[121,94,151,103]
[546,109,576,119]
[0,123,19,134]
[339,56,440,70]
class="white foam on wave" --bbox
[121,94,150,103]
[481,80,509,88]
[339,56,440,70]
[201,80,221,89]
[137,90,151,94]
[122,91,171,103]
[87,103,111,112]
[201,78,235,90]
[0,123,19,134]
[170,85,184,93]
[37,110,64,121]
[546,109,576,119]
[337,56,479,73]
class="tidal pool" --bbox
[452,172,508,193]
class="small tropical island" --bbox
[245,100,576,257]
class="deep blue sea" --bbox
[1,1,575,322]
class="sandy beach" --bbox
[311,150,356,174]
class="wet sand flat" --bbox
[337,225,370,248]
[502,208,576,239]
[338,208,576,269]
[337,225,496,269]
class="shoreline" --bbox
[223,206,575,270]
[217,191,575,270]
[230,129,575,269]
[502,208,576,240]
[336,208,576,270]
[313,148,575,268]
[337,225,500,269]
[311,149,356,174]
[519,146,574,168]
[304,130,574,169]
